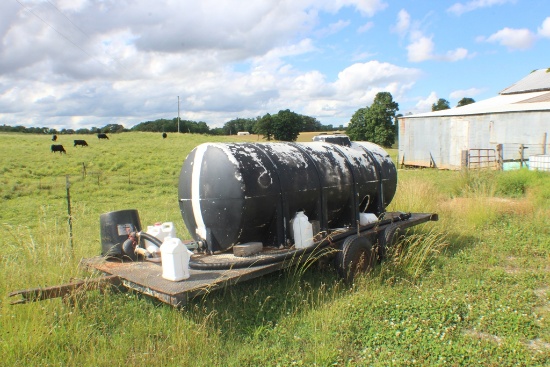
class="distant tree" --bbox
[346,91,398,147]
[75,128,92,134]
[457,97,475,107]
[432,98,450,111]
[209,127,225,135]
[301,115,322,132]
[223,118,256,135]
[254,113,275,141]
[194,121,210,134]
[272,109,303,142]
[101,123,125,133]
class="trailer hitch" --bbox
[8,275,121,305]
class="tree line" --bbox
[0,94,475,147]
[0,110,343,142]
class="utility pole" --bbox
[177,96,180,134]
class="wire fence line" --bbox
[3,167,180,201]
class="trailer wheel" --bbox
[336,235,377,282]
[379,224,403,260]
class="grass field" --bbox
[1,132,549,366]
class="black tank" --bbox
[178,141,397,252]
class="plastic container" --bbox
[291,211,314,249]
[359,213,378,226]
[99,209,142,257]
[144,222,176,256]
[160,237,193,281]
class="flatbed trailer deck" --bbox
[10,212,437,307]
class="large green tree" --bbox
[346,92,398,147]
[254,113,275,141]
[432,98,450,111]
[272,109,303,141]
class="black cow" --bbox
[51,144,66,154]
[162,132,167,139]
[52,134,57,141]
[74,139,88,147]
[97,133,109,140]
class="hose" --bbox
[118,232,163,261]
[139,232,163,247]
[188,213,411,270]
[189,240,331,270]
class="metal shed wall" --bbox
[398,111,550,170]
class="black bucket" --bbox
[100,209,142,257]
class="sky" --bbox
[1,0,549,131]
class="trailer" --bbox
[10,211,437,307]
[10,138,439,307]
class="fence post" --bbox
[82,162,87,179]
[519,144,524,168]
[543,132,547,155]
[66,175,73,253]
[496,144,503,170]
[461,150,469,169]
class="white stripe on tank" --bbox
[192,144,208,240]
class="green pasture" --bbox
[0,132,548,366]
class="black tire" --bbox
[336,235,377,282]
[379,223,402,260]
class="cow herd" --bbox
[49,132,168,155]
[50,133,109,154]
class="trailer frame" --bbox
[10,212,437,307]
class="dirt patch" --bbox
[534,287,549,299]
[464,329,550,354]
[463,329,502,345]
[533,286,550,327]
[525,338,550,353]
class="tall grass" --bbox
[1,132,549,366]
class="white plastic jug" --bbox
[144,222,176,256]
[359,213,378,226]
[160,222,176,238]
[160,237,193,281]
[292,211,314,249]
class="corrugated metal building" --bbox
[398,68,550,170]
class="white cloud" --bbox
[276,60,421,120]
[486,27,536,50]
[447,0,516,16]
[331,0,388,17]
[317,20,351,37]
[357,22,374,33]
[413,92,439,113]
[334,61,420,96]
[538,17,550,38]
[392,9,410,37]
[351,51,376,61]
[449,88,483,100]
[402,15,471,63]
[441,48,470,62]
[407,34,435,62]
